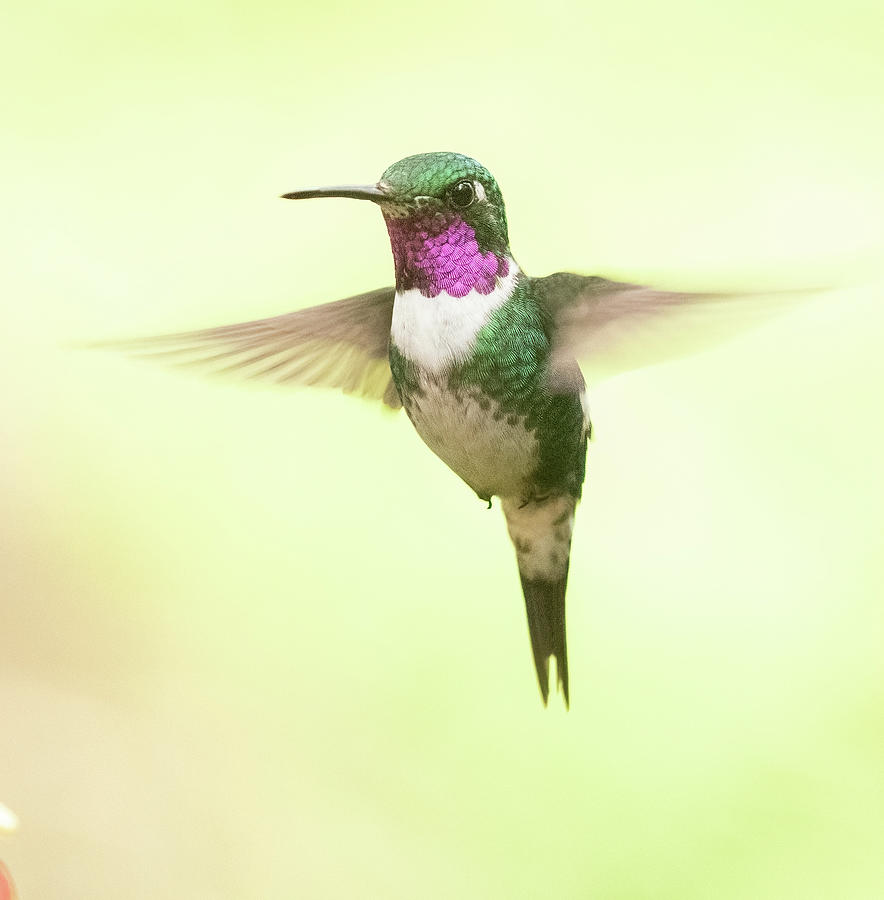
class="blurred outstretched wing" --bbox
[537,272,816,384]
[104,286,401,408]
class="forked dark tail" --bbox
[501,495,576,708]
[519,571,570,707]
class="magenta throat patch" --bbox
[384,211,509,298]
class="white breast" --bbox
[390,263,519,374]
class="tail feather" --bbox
[502,494,576,708]
[520,572,570,707]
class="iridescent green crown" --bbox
[381,152,504,209]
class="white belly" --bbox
[405,375,538,499]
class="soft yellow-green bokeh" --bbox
[2,1,884,897]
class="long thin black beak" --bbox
[280,184,390,203]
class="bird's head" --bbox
[283,152,513,298]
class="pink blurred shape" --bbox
[0,860,17,900]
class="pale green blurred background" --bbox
[2,0,884,897]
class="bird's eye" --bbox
[449,180,476,209]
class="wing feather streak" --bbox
[100,286,401,408]
[537,272,817,383]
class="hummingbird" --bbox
[119,152,807,707]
